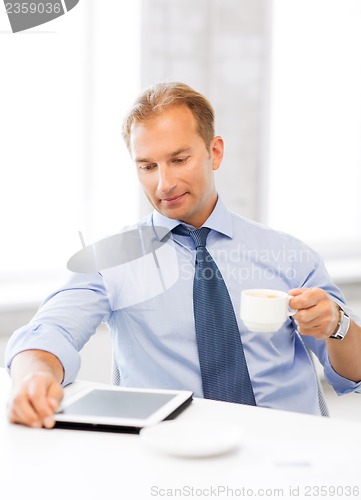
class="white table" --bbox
[1,368,360,500]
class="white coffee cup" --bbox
[240,288,297,332]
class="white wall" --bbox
[139,0,271,221]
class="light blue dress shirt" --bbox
[5,197,361,415]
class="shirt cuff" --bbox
[324,355,361,395]
[5,324,81,387]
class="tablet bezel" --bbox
[54,385,193,430]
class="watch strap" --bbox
[329,306,351,340]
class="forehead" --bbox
[129,105,200,158]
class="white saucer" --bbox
[140,420,243,458]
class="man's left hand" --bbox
[289,288,340,339]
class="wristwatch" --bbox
[329,306,351,340]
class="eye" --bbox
[139,163,157,171]
[172,156,189,164]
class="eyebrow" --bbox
[168,147,191,157]
[135,147,192,164]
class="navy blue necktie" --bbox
[173,225,256,405]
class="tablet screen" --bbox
[55,385,193,431]
[61,389,175,419]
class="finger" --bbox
[293,305,321,324]
[42,384,64,428]
[27,379,60,428]
[295,308,334,338]
[10,407,42,428]
[288,288,312,311]
[47,382,64,410]
[28,377,54,412]
[296,323,328,339]
[290,288,322,310]
[288,288,307,297]
[8,390,43,427]
[8,371,62,428]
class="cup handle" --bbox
[288,295,298,316]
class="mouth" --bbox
[161,192,187,205]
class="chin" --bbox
[162,207,187,221]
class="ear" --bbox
[210,136,224,171]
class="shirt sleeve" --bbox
[293,242,361,394]
[4,271,112,386]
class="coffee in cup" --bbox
[240,288,296,332]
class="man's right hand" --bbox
[8,350,64,428]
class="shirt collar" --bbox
[151,196,233,241]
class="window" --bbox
[268,0,361,268]
[0,1,141,305]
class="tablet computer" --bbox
[54,386,193,433]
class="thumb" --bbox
[47,382,63,411]
[288,287,307,297]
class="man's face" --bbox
[130,105,223,228]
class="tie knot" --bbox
[190,227,211,248]
[173,225,211,248]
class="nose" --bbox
[157,165,176,194]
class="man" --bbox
[6,82,361,428]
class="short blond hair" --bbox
[122,82,215,152]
